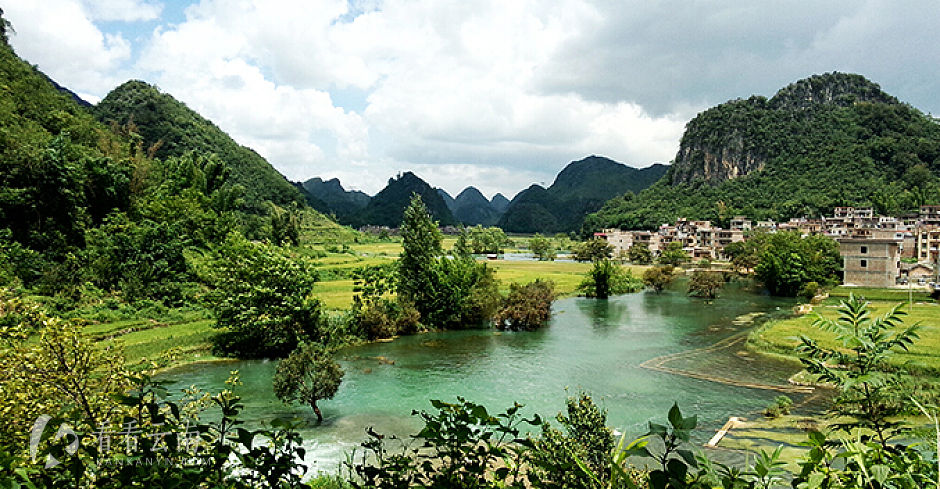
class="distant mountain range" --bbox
[301,157,665,230]
[497,156,667,233]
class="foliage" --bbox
[797,295,920,447]
[398,194,444,316]
[2,371,312,488]
[687,271,724,300]
[643,266,675,293]
[573,238,614,262]
[627,243,653,265]
[529,233,557,261]
[94,80,307,213]
[528,393,615,489]
[753,232,841,297]
[351,264,422,339]
[0,290,129,452]
[398,195,502,329]
[200,234,323,358]
[459,225,510,254]
[579,260,644,299]
[494,280,556,331]
[349,398,541,489]
[273,342,344,422]
[762,396,793,419]
[658,242,689,267]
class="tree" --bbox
[627,242,653,264]
[688,270,724,299]
[797,295,920,448]
[578,260,643,299]
[754,231,840,296]
[642,265,675,292]
[572,238,613,262]
[529,233,556,261]
[493,280,556,331]
[273,343,344,423]
[657,241,689,267]
[398,194,443,318]
[202,234,322,358]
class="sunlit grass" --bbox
[749,299,940,372]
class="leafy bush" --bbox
[200,234,323,358]
[273,342,344,422]
[494,280,556,331]
[572,238,614,262]
[578,260,644,298]
[688,270,724,299]
[643,265,675,293]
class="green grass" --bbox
[826,286,930,303]
[749,299,940,374]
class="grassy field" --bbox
[748,298,940,374]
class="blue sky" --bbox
[5,1,940,197]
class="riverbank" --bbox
[80,246,646,371]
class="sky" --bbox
[4,1,940,198]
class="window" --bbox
[860,246,868,254]
[860,259,867,268]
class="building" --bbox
[839,238,901,288]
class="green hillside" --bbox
[499,156,667,233]
[585,73,940,232]
[353,172,456,227]
[94,80,308,213]
[0,25,135,257]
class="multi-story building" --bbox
[839,238,901,288]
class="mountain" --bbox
[94,80,307,212]
[353,172,457,227]
[585,72,940,232]
[437,188,457,212]
[490,193,510,213]
[453,187,502,226]
[301,177,370,222]
[498,156,668,233]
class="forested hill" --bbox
[95,80,308,212]
[498,156,667,233]
[584,72,940,232]
[353,172,456,227]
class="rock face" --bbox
[669,72,899,186]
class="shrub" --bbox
[494,280,556,331]
[642,265,675,292]
[578,260,644,298]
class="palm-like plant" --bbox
[797,294,920,447]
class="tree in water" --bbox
[273,343,344,422]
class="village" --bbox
[596,205,940,288]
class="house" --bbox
[839,238,901,288]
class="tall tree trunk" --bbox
[311,400,322,423]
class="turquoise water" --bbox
[161,281,802,473]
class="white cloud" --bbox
[4,0,133,99]
[5,0,940,196]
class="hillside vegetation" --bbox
[500,155,667,233]
[94,80,311,213]
[585,73,940,231]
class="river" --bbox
[161,279,805,474]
